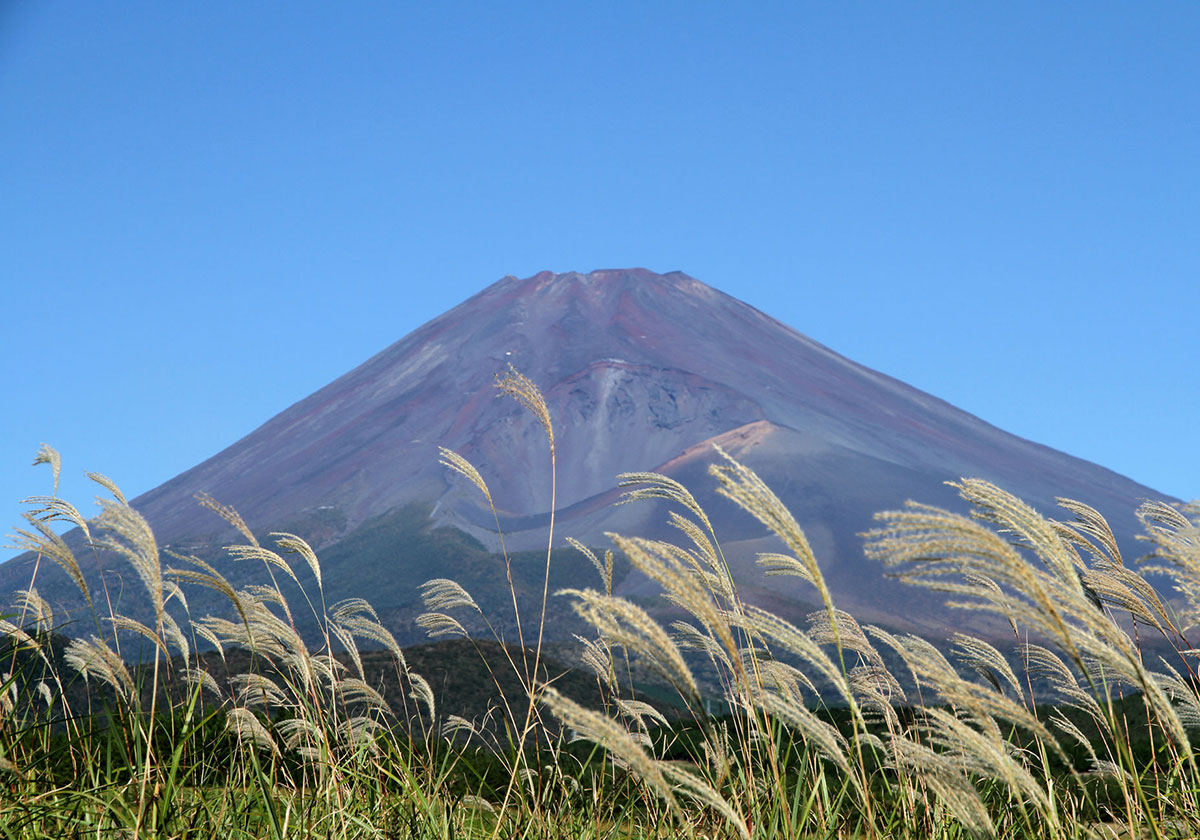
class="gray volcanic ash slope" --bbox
[1,269,1173,639]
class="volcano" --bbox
[1,269,1173,640]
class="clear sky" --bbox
[2,2,1197,559]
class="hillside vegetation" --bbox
[2,367,1198,839]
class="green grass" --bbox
[3,372,1199,839]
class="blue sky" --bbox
[2,2,1197,557]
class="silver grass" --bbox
[1054,521,1114,574]
[1057,497,1122,565]
[652,539,730,602]
[107,615,169,658]
[277,716,323,754]
[865,625,923,694]
[733,604,853,704]
[952,634,1024,699]
[756,551,816,586]
[1152,664,1200,727]
[192,623,225,661]
[32,443,61,497]
[864,502,1080,652]
[459,795,496,814]
[332,609,405,669]
[754,658,819,703]
[518,766,544,793]
[242,583,289,612]
[442,714,479,740]
[438,447,494,508]
[660,762,751,840]
[8,514,91,606]
[195,492,258,546]
[709,448,834,622]
[201,592,305,665]
[1139,499,1200,625]
[1069,637,1190,754]
[752,686,853,777]
[1097,559,1173,629]
[167,554,250,636]
[338,677,390,714]
[1138,499,1198,544]
[564,588,700,704]
[415,612,469,638]
[276,646,319,697]
[495,364,553,447]
[848,663,905,710]
[331,622,365,681]
[20,495,90,537]
[0,621,50,667]
[615,698,669,731]
[92,498,163,621]
[617,472,715,538]
[567,537,612,593]
[806,608,882,667]
[231,672,287,708]
[331,597,382,624]
[1078,561,1170,631]
[918,705,1056,821]
[955,479,1082,591]
[227,707,279,754]
[898,634,1060,753]
[184,668,222,699]
[1150,498,1198,527]
[408,671,436,720]
[671,620,734,673]
[539,686,679,814]
[701,723,732,786]
[295,745,323,762]
[574,634,615,689]
[338,715,385,750]
[226,544,301,588]
[35,681,52,709]
[162,611,189,661]
[14,588,53,632]
[666,511,723,579]
[271,532,322,590]
[0,676,14,716]
[1021,644,1108,729]
[899,638,1003,739]
[199,614,284,659]
[239,588,299,635]
[1048,710,1100,768]
[308,651,343,687]
[864,486,1176,724]
[64,636,134,702]
[624,729,654,749]
[419,578,481,613]
[1091,759,1135,783]
[607,534,739,680]
[889,736,994,835]
[162,579,188,614]
[961,572,1020,636]
[85,471,127,504]
[1162,577,1200,631]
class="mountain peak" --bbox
[486,267,715,303]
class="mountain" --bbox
[0,268,1173,641]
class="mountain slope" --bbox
[0,268,1172,639]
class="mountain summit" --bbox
[2,269,1171,637]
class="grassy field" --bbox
[2,366,1199,838]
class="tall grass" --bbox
[1,371,1198,839]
